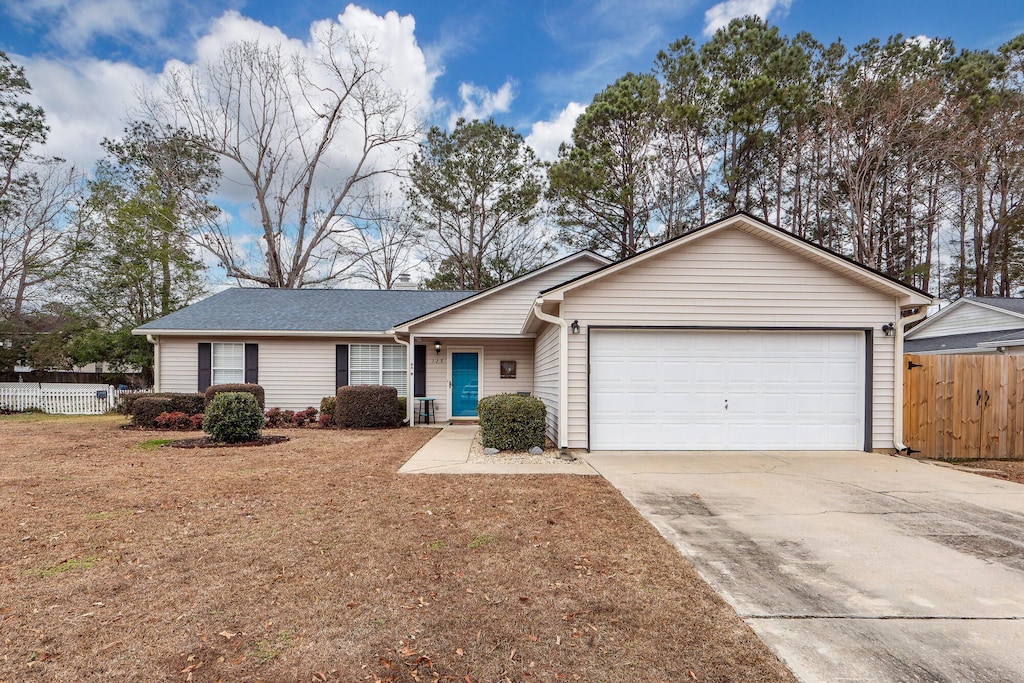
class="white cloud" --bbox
[447,80,515,128]
[702,0,792,37]
[16,55,153,170]
[526,102,586,162]
[3,0,172,52]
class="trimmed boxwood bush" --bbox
[335,385,402,429]
[122,392,204,419]
[203,392,266,443]
[129,393,205,427]
[204,383,265,409]
[478,394,546,451]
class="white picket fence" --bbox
[0,383,150,415]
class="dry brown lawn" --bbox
[0,414,795,683]
[956,459,1024,485]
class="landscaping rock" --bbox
[483,447,500,455]
[529,446,544,455]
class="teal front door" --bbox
[451,352,479,417]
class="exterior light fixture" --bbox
[881,322,895,337]
[571,320,580,334]
[434,340,442,355]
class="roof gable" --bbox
[906,298,1024,340]
[539,213,932,306]
[393,250,610,332]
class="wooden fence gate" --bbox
[904,353,1024,459]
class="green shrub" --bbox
[128,393,206,427]
[203,392,266,443]
[335,385,402,429]
[398,396,407,422]
[478,394,546,451]
[204,383,265,409]
[121,392,204,418]
[319,396,336,427]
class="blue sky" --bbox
[2,0,1024,170]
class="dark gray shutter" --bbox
[198,343,212,392]
[414,344,426,397]
[244,343,258,384]
[336,344,348,389]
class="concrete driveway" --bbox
[586,451,1024,683]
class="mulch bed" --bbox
[166,434,290,448]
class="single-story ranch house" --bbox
[134,213,934,452]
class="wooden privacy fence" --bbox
[904,354,1024,459]
[0,384,148,415]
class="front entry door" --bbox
[451,351,480,417]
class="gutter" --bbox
[893,306,930,454]
[146,335,159,391]
[393,333,412,425]
[532,298,569,449]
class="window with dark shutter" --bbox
[244,343,258,384]
[414,344,426,397]
[198,343,212,392]
[336,344,349,389]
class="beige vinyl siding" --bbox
[533,322,560,444]
[157,336,389,411]
[909,303,1024,339]
[158,337,200,394]
[411,257,603,337]
[561,227,900,451]
[423,338,534,422]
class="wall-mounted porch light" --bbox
[434,340,442,354]
[881,322,895,337]
[570,320,580,334]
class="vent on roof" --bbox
[393,273,418,290]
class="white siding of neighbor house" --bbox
[908,303,1024,339]
[409,256,604,337]
[422,338,533,422]
[559,226,901,451]
[533,322,560,444]
[156,335,392,411]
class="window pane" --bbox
[213,342,244,369]
[383,370,407,397]
[213,368,244,384]
[350,370,379,386]
[350,344,379,370]
[382,345,406,370]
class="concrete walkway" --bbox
[399,425,598,475]
[587,450,1024,683]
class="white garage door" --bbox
[590,329,865,451]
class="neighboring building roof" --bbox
[972,297,1024,315]
[538,212,934,302]
[904,296,1024,340]
[134,288,475,335]
[392,250,610,330]
[904,328,1024,353]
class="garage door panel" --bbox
[590,329,865,451]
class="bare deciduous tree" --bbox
[149,24,422,288]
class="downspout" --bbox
[532,298,569,449]
[892,306,930,454]
[146,335,159,391]
[393,333,413,425]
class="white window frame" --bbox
[212,342,245,385]
[349,343,408,397]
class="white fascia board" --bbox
[131,329,394,337]
[395,251,608,331]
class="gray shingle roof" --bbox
[134,288,476,333]
[969,297,1024,315]
[904,328,1024,353]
